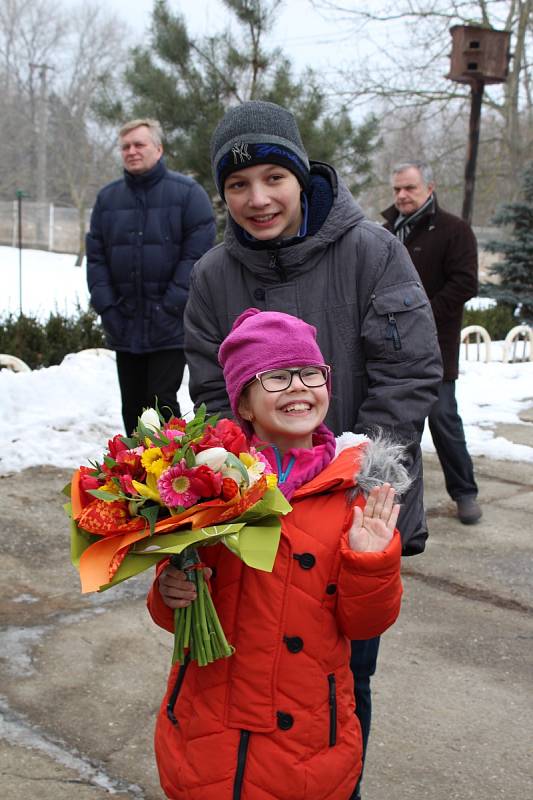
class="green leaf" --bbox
[135,419,159,441]
[172,448,184,464]
[103,455,117,468]
[140,504,161,535]
[120,436,138,449]
[224,452,249,485]
[61,482,71,497]
[87,488,121,502]
[186,403,206,434]
[151,432,171,447]
[184,447,196,468]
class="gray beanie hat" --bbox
[211,100,310,199]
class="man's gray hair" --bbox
[391,160,434,186]
[118,118,163,147]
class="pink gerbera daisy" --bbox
[157,462,202,508]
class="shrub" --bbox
[0,306,106,370]
[481,160,533,320]
[462,304,517,341]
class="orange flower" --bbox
[221,477,239,500]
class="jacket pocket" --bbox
[328,673,337,747]
[366,280,437,362]
[233,729,250,800]
[148,298,183,348]
[166,654,190,725]
[101,306,128,348]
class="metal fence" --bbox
[0,200,502,259]
[0,200,91,254]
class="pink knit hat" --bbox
[218,308,328,420]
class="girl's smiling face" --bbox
[238,366,329,453]
[224,163,303,240]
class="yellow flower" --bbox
[240,452,265,486]
[141,447,166,477]
[132,473,162,503]
[100,479,120,495]
[239,453,255,468]
[266,474,278,489]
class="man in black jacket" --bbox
[382,160,481,524]
[86,118,215,434]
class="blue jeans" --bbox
[428,380,478,500]
[350,637,380,799]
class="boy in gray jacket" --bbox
[184,100,442,799]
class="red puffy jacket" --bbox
[147,446,402,800]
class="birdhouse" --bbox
[447,25,511,85]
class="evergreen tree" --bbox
[481,161,533,321]
[97,0,380,201]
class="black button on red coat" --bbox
[293,552,316,569]
[284,636,303,653]
[277,712,294,730]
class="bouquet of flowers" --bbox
[67,405,291,666]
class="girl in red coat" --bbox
[147,309,406,800]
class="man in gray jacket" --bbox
[184,101,442,799]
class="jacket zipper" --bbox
[385,313,402,351]
[268,250,287,282]
[328,673,337,746]
[166,653,190,725]
[233,730,250,800]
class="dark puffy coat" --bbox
[184,163,443,555]
[86,159,215,353]
[382,197,478,380]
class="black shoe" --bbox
[456,496,482,524]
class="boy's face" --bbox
[224,163,303,240]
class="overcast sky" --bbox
[65,0,394,81]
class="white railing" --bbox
[460,324,532,363]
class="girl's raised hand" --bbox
[348,483,400,553]
[158,564,212,609]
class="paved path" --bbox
[1,429,532,798]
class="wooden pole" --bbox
[462,79,485,226]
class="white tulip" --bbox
[194,447,228,472]
[140,408,161,432]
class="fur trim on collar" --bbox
[335,431,413,499]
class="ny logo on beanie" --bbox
[231,142,252,164]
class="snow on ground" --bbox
[1,347,532,476]
[1,246,533,474]
[0,351,194,474]
[1,245,89,319]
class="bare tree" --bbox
[311,0,533,211]
[0,0,66,196]
[50,3,128,256]
[0,0,127,254]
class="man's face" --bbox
[224,163,302,240]
[120,125,162,174]
[392,167,433,216]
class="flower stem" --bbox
[170,547,233,666]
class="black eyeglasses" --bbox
[255,365,330,392]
